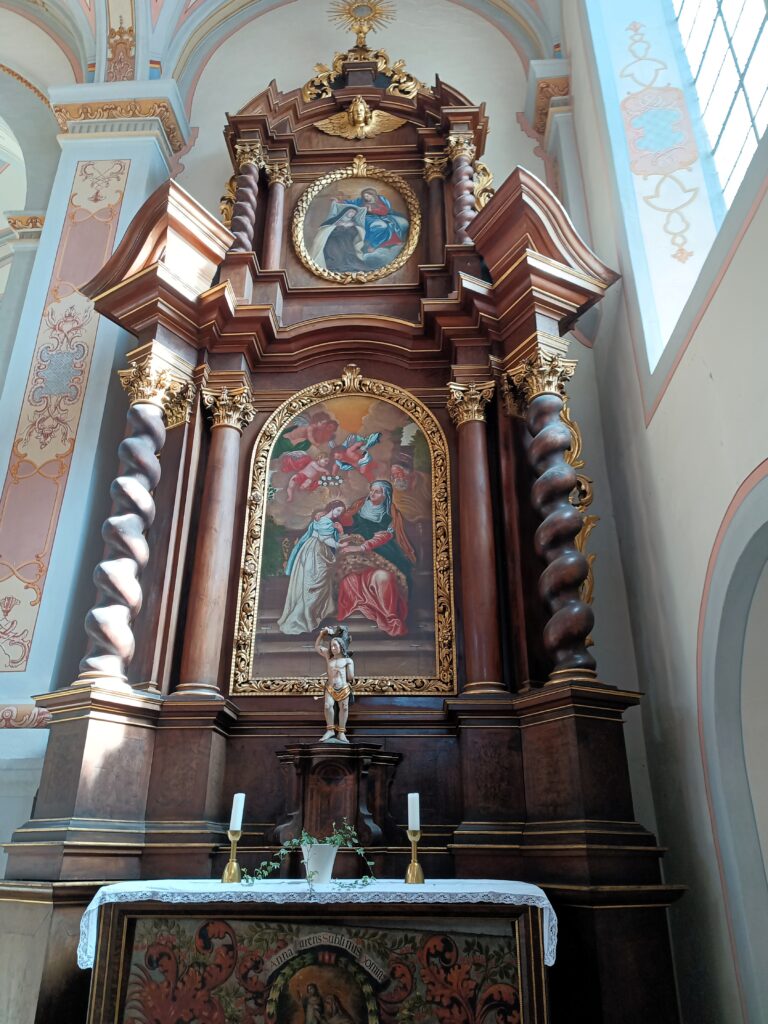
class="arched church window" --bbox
[674,0,767,204]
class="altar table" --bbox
[81,878,557,1023]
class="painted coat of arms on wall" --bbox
[292,156,421,284]
[231,367,455,694]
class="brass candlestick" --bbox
[404,828,425,884]
[221,829,242,883]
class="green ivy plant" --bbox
[241,818,375,890]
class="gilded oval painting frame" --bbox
[230,365,456,695]
[291,155,421,284]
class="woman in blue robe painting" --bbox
[277,500,346,635]
[308,186,409,273]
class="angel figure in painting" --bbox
[315,625,354,743]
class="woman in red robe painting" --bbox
[336,479,416,637]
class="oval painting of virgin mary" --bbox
[295,169,419,283]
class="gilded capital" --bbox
[505,353,577,411]
[235,140,265,170]
[265,162,293,188]
[446,134,476,162]
[119,358,194,426]
[203,387,255,432]
[423,155,448,183]
[446,380,495,426]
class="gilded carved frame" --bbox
[230,365,456,695]
[291,154,421,284]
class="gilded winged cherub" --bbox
[315,95,406,140]
[315,625,354,743]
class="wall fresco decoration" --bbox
[122,917,522,1024]
[232,369,456,695]
[0,159,130,672]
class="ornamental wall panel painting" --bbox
[121,917,522,1024]
[292,160,420,284]
[232,371,455,694]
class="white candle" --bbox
[229,792,245,832]
[408,792,420,831]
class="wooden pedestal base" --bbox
[274,743,401,861]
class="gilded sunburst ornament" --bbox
[328,1,396,47]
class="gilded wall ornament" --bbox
[202,388,255,432]
[53,100,184,153]
[446,381,495,426]
[231,365,456,696]
[315,96,406,140]
[292,156,421,284]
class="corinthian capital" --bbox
[505,352,577,411]
[446,134,476,162]
[118,357,194,426]
[423,155,448,182]
[203,387,255,432]
[265,162,293,187]
[446,380,495,426]
[235,140,265,170]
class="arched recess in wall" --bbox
[699,463,768,1024]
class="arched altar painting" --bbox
[232,373,455,694]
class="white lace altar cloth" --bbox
[78,877,557,969]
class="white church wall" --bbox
[566,0,768,1019]
[177,0,545,215]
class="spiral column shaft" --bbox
[446,135,477,244]
[76,361,192,688]
[229,142,264,254]
[507,353,597,681]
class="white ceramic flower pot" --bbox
[301,843,338,883]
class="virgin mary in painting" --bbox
[336,480,416,637]
[307,185,409,274]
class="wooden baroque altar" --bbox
[2,24,683,1024]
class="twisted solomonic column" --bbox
[506,353,598,682]
[229,141,265,253]
[446,380,504,693]
[174,387,255,699]
[75,360,194,689]
[446,134,477,244]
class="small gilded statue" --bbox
[315,625,354,743]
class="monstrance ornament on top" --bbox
[292,155,421,284]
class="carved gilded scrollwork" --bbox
[472,161,495,211]
[231,365,456,696]
[561,400,598,608]
[291,155,421,284]
[220,174,237,227]
[446,381,495,426]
